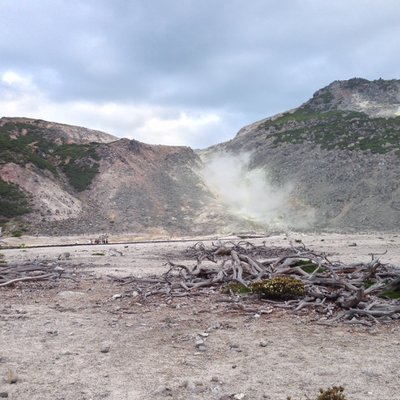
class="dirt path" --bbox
[1,233,399,400]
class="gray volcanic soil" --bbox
[1,233,400,400]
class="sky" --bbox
[1,0,400,148]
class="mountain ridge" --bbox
[1,78,400,235]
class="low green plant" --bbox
[251,276,305,300]
[61,162,99,192]
[221,282,252,294]
[292,260,325,274]
[316,386,348,400]
[11,230,23,238]
[380,290,400,299]
[287,386,348,400]
[0,179,31,219]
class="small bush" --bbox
[11,230,23,238]
[287,386,349,400]
[0,179,31,219]
[316,386,348,400]
[221,282,252,294]
[251,276,305,300]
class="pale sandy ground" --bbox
[0,232,400,400]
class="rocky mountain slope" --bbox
[1,78,400,235]
[203,78,400,231]
[0,118,231,236]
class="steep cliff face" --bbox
[203,78,400,231]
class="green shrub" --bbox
[287,386,349,400]
[221,282,252,294]
[251,276,305,300]
[11,230,23,237]
[61,162,99,191]
[316,386,348,400]
[0,179,31,219]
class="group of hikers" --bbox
[89,234,109,245]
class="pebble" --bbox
[195,339,205,347]
[259,341,268,347]
[112,294,122,300]
[207,322,221,331]
[157,386,173,396]
[6,370,18,384]
[234,394,246,400]
[197,345,207,352]
[0,392,8,398]
[100,345,111,353]
[57,252,70,260]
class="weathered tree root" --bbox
[112,240,400,324]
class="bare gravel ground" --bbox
[1,232,400,400]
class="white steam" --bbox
[200,152,294,228]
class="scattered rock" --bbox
[6,370,18,384]
[259,341,268,347]
[0,392,8,398]
[112,293,122,300]
[56,291,86,301]
[197,344,207,352]
[156,386,173,397]
[195,338,205,347]
[100,345,111,354]
[57,252,70,260]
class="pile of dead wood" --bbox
[0,261,68,288]
[112,240,400,325]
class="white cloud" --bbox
[2,71,33,88]
[0,72,230,147]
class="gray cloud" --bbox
[1,0,400,147]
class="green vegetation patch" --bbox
[251,276,306,300]
[61,161,99,192]
[0,178,31,220]
[0,122,102,191]
[0,123,57,173]
[258,108,400,154]
[292,259,326,274]
[380,290,400,300]
[288,386,348,400]
[221,282,252,294]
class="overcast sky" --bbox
[1,0,399,148]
